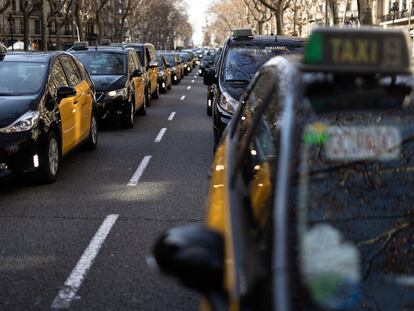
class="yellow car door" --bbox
[130,51,145,108]
[49,60,76,155]
[60,56,91,143]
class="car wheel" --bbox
[84,111,98,151]
[137,93,147,116]
[124,101,135,129]
[36,131,60,184]
[146,87,151,107]
[207,103,212,116]
[152,83,160,99]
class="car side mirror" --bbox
[204,69,217,86]
[153,225,224,293]
[131,69,143,78]
[57,86,77,99]
[149,61,158,68]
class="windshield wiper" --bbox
[225,79,249,83]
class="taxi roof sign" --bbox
[73,41,88,50]
[302,27,412,74]
[233,28,254,38]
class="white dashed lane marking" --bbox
[180,95,186,101]
[187,86,191,90]
[168,112,176,121]
[51,214,119,309]
[154,128,167,143]
[191,80,195,83]
[127,156,152,186]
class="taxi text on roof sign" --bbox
[302,27,412,74]
[232,28,254,38]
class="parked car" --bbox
[70,45,147,127]
[0,47,98,183]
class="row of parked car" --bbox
[0,41,195,183]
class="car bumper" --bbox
[0,131,43,177]
[213,102,232,135]
[158,77,167,89]
[96,93,130,120]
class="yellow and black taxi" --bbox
[70,44,147,128]
[153,27,414,310]
[123,43,160,101]
[204,29,304,147]
[156,52,172,93]
[179,52,192,75]
[161,52,182,85]
[0,45,97,183]
[207,51,222,116]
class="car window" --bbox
[127,53,135,74]
[231,69,282,310]
[49,60,68,97]
[0,61,47,95]
[131,52,141,71]
[60,56,82,86]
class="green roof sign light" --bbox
[302,27,412,75]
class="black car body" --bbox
[179,52,192,75]
[204,30,304,146]
[199,53,215,76]
[153,27,414,311]
[70,46,146,126]
[156,53,172,93]
[161,52,182,85]
[207,52,222,116]
[121,43,160,101]
[0,50,97,183]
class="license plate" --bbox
[325,126,401,160]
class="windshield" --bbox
[295,75,414,310]
[164,55,175,65]
[224,46,298,82]
[74,53,126,75]
[0,62,46,95]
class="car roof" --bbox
[228,35,305,47]
[1,51,69,62]
[70,47,131,54]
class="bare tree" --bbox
[357,0,373,24]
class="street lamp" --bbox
[390,2,399,25]
[7,13,13,51]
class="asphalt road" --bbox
[0,72,212,310]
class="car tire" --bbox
[84,111,98,151]
[36,131,60,184]
[124,101,135,129]
[146,87,151,107]
[207,104,212,116]
[152,83,160,99]
[137,94,147,116]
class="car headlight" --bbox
[184,64,188,68]
[107,88,127,98]
[219,92,238,114]
[0,110,39,134]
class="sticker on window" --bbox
[325,126,401,161]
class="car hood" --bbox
[91,75,127,92]
[0,95,39,128]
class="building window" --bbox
[35,20,41,34]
